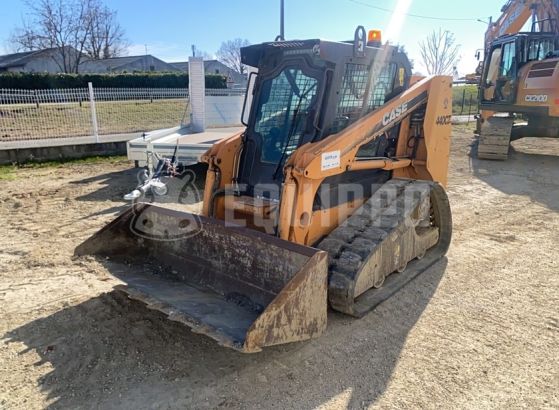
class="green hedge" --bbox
[0,72,227,89]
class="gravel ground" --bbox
[0,124,558,409]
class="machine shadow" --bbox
[71,168,138,203]
[72,163,207,205]
[3,259,447,409]
[469,138,559,212]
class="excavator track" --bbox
[317,179,452,317]
[477,117,514,160]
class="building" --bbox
[0,47,84,73]
[170,59,246,86]
[80,55,180,73]
[0,47,245,86]
[0,48,179,74]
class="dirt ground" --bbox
[0,125,558,409]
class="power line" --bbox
[348,0,483,22]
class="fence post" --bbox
[88,82,99,143]
[467,94,473,124]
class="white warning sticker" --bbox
[321,150,341,171]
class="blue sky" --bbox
[1,0,501,75]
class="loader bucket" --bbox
[75,203,328,352]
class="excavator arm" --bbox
[484,0,559,49]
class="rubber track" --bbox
[318,179,452,317]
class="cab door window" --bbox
[496,41,517,102]
[483,45,502,101]
[500,42,517,78]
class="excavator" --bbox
[76,27,453,353]
[477,0,559,159]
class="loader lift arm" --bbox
[203,75,452,247]
[201,71,453,318]
[278,76,452,244]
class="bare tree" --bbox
[85,2,128,59]
[7,20,42,52]
[419,29,460,75]
[9,0,127,72]
[191,45,212,60]
[216,38,250,74]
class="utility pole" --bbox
[280,0,285,40]
[275,0,285,41]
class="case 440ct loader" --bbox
[76,27,453,353]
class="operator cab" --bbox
[481,31,559,105]
[237,30,412,203]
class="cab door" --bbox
[482,44,502,102]
[495,40,518,103]
[482,39,518,104]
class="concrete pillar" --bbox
[188,57,205,132]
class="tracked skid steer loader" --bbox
[76,27,453,352]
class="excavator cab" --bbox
[481,35,520,104]
[481,32,558,105]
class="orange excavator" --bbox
[477,0,559,159]
[76,27,453,352]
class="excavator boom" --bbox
[484,0,559,47]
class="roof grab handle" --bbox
[354,26,366,58]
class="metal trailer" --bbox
[127,125,245,167]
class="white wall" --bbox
[205,95,245,127]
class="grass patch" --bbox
[0,165,16,180]
[0,99,190,142]
[19,154,129,169]
[1,155,129,179]
[452,85,479,116]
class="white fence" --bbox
[0,86,245,146]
